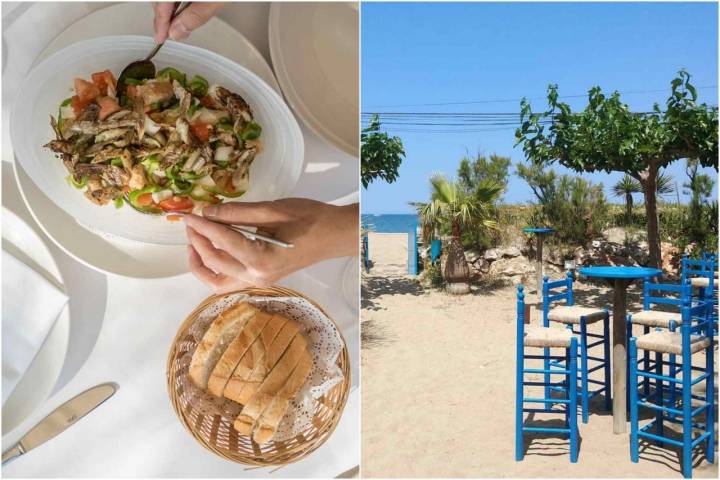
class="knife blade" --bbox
[2,382,117,465]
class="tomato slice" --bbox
[135,192,154,207]
[199,95,217,108]
[70,95,92,116]
[74,78,100,102]
[190,122,212,143]
[158,196,194,212]
[166,214,183,222]
[91,70,117,96]
[97,96,120,121]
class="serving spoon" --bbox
[116,1,192,97]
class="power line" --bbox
[363,85,718,109]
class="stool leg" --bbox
[642,325,650,397]
[669,322,678,419]
[682,343,692,479]
[579,319,589,423]
[544,346,551,402]
[603,311,611,411]
[629,338,639,463]
[569,337,578,463]
[626,316,633,412]
[655,350,664,447]
[707,338,715,464]
[516,343,524,461]
[565,346,571,439]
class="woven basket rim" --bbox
[166,286,351,467]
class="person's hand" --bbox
[184,199,358,293]
[152,2,224,43]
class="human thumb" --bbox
[168,2,223,40]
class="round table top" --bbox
[579,266,662,280]
[523,227,555,234]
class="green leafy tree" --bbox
[361,114,406,188]
[683,158,716,248]
[457,153,511,195]
[516,162,608,245]
[515,70,718,267]
[412,175,501,294]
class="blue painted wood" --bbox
[629,296,715,478]
[407,227,418,275]
[515,285,579,463]
[542,271,610,423]
[362,235,369,272]
[430,239,442,263]
[579,266,662,280]
[522,227,555,234]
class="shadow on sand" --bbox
[361,274,424,311]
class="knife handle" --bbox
[2,443,24,465]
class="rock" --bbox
[501,246,521,258]
[488,256,535,278]
[473,258,491,274]
[602,227,629,244]
[465,249,481,264]
[661,242,680,275]
[484,248,501,261]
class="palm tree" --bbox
[611,174,641,222]
[655,171,677,198]
[412,174,501,294]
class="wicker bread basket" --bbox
[166,286,351,466]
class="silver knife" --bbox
[2,382,117,465]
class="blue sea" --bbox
[362,214,419,233]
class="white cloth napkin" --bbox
[2,248,68,404]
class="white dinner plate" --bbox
[12,35,303,246]
[12,3,284,278]
[1,208,70,436]
[269,2,359,157]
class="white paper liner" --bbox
[182,292,343,443]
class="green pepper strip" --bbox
[67,175,88,189]
[124,78,144,85]
[127,186,162,214]
[156,67,186,86]
[57,97,72,132]
[240,121,262,141]
[188,75,209,97]
[114,197,125,209]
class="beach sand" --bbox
[362,233,717,478]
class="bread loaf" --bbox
[221,314,288,403]
[206,310,273,396]
[189,302,257,389]
[252,353,313,444]
[230,319,301,405]
[233,335,309,435]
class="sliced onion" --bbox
[151,189,173,203]
[214,145,233,162]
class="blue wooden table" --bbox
[578,266,662,433]
[523,227,555,294]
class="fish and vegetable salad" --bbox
[45,67,262,218]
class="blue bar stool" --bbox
[516,285,579,463]
[629,298,715,478]
[626,280,690,408]
[542,272,611,423]
[682,254,718,335]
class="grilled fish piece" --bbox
[208,85,253,123]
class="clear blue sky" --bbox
[361,1,719,214]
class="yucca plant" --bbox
[412,174,501,294]
[612,174,641,222]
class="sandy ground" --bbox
[361,233,717,478]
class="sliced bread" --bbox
[230,319,300,405]
[233,335,308,435]
[221,314,288,403]
[189,302,257,389]
[252,353,313,444]
[206,310,273,397]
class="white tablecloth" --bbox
[1,2,358,477]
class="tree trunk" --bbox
[444,219,470,294]
[625,193,633,224]
[639,163,661,269]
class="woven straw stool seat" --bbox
[690,277,710,288]
[629,310,681,328]
[548,305,606,325]
[523,326,573,348]
[635,330,711,355]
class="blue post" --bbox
[566,270,575,306]
[569,336,578,463]
[542,276,550,400]
[655,349,664,447]
[707,319,715,464]
[408,227,418,275]
[630,337,639,463]
[430,239,442,264]
[603,310,611,411]
[681,302,692,479]
[669,320,677,419]
[362,235,369,272]
[579,318,589,423]
[515,285,525,461]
